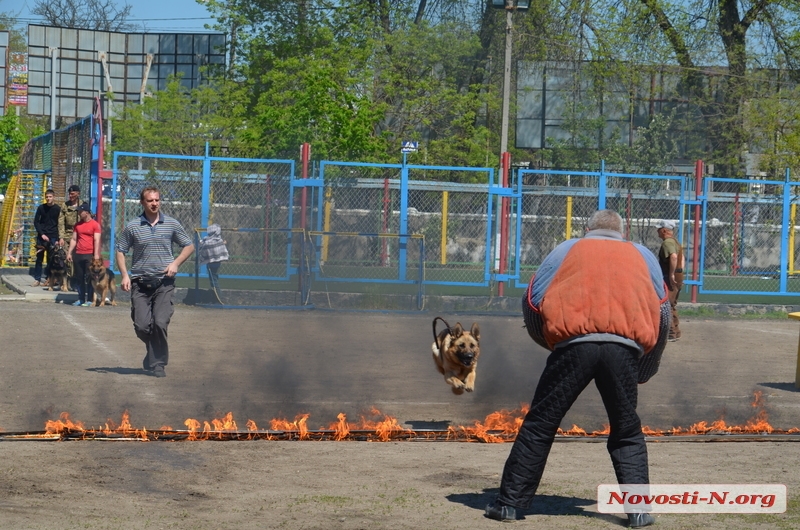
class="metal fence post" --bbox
[780,168,792,293]
[399,158,409,280]
[598,159,607,210]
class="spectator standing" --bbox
[115,186,194,378]
[59,184,82,290]
[66,202,101,307]
[655,220,685,342]
[485,210,668,529]
[198,223,229,303]
[32,189,61,287]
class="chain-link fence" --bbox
[108,153,204,278]
[700,177,800,294]
[189,227,309,307]
[512,169,690,289]
[19,115,94,201]
[109,153,297,283]
[407,167,494,287]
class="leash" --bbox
[432,316,453,350]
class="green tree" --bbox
[0,114,28,194]
[112,75,246,159]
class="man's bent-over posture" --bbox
[486,210,669,529]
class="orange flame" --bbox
[45,412,85,434]
[27,390,799,442]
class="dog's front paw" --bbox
[464,384,474,392]
[446,377,465,390]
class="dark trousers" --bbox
[668,273,683,339]
[497,342,648,508]
[33,234,57,281]
[131,281,175,370]
[207,262,221,289]
[74,253,94,304]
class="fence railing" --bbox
[8,146,800,307]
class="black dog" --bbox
[46,243,69,291]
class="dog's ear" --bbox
[452,322,464,337]
[470,323,480,341]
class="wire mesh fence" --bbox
[407,167,494,287]
[12,135,800,306]
[19,115,93,201]
[308,232,425,310]
[700,178,800,294]
[108,154,205,278]
[190,228,309,308]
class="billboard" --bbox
[8,52,28,106]
[26,25,226,118]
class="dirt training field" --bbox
[1,303,799,528]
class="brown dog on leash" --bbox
[89,258,117,307]
[431,317,481,394]
[45,243,69,292]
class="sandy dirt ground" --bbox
[1,302,799,528]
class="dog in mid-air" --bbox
[431,317,481,395]
[89,258,117,307]
[46,243,69,292]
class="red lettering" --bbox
[709,491,728,504]
[608,491,627,504]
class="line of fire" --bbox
[2,391,798,443]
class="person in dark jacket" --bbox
[32,189,61,286]
[485,209,669,529]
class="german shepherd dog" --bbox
[89,258,117,307]
[45,243,69,292]
[431,317,481,394]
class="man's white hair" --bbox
[587,209,623,233]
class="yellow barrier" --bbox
[0,174,20,266]
[565,196,573,240]
[322,186,332,261]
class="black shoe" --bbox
[628,512,655,528]
[153,366,166,378]
[485,501,519,521]
[142,357,152,372]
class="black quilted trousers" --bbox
[497,342,649,508]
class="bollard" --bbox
[788,312,800,388]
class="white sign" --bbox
[597,484,786,514]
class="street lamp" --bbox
[491,0,530,155]
[491,0,529,297]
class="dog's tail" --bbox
[432,317,452,350]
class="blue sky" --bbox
[2,0,216,32]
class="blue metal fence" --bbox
[106,152,799,304]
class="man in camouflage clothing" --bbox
[58,185,82,291]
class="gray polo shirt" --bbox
[116,212,193,278]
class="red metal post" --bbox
[498,152,511,297]
[691,160,703,302]
[732,192,741,276]
[93,98,112,266]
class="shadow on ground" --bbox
[86,367,150,376]
[758,382,800,393]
